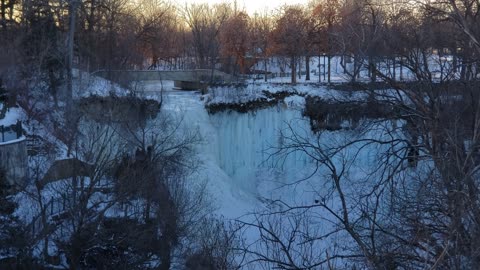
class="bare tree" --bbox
[270,5,310,84]
[182,3,232,70]
[250,11,273,82]
[310,0,342,83]
[219,11,250,75]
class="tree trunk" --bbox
[88,0,95,31]
[158,241,172,270]
[264,58,268,82]
[370,60,376,83]
[306,55,310,81]
[328,55,331,83]
[323,56,326,81]
[352,56,358,83]
[298,57,302,80]
[368,57,373,78]
[291,56,297,84]
[476,62,480,79]
[158,193,177,270]
[42,209,49,261]
[438,49,445,80]
[466,63,473,81]
[453,54,458,73]
[400,56,404,81]
[1,0,6,29]
[319,55,322,82]
[392,56,396,80]
[460,62,466,80]
[66,0,78,107]
[145,200,151,220]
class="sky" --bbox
[180,0,308,15]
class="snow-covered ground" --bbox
[252,55,460,83]
[73,69,130,97]
[204,81,402,109]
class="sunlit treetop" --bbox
[180,0,309,15]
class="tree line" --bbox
[2,0,479,95]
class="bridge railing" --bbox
[0,121,23,143]
[94,69,240,83]
[27,195,74,239]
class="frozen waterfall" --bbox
[160,88,313,216]
[210,106,312,194]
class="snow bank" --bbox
[204,82,387,109]
[284,95,306,109]
[206,80,410,114]
[74,69,131,98]
[205,84,268,105]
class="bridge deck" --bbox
[96,69,237,83]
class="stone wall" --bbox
[0,137,28,187]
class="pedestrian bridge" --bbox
[95,69,239,90]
